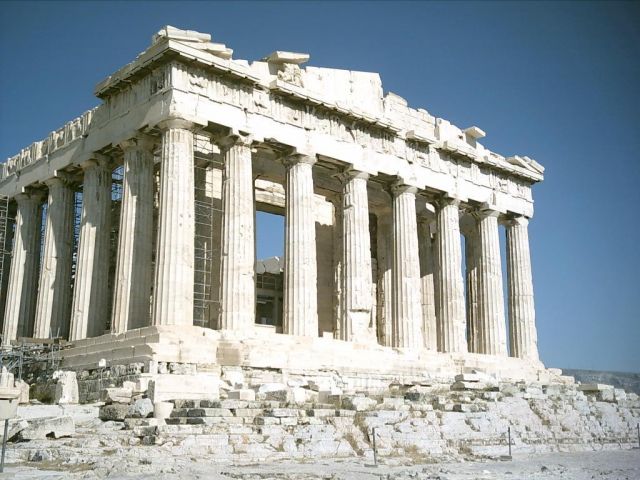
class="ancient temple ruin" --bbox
[0,26,548,387]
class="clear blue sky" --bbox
[1,1,638,372]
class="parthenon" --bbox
[0,26,547,383]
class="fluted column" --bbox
[376,209,393,347]
[418,217,437,350]
[476,210,507,355]
[152,120,195,326]
[218,135,255,331]
[462,219,480,353]
[111,136,154,333]
[435,198,467,353]
[390,184,422,349]
[33,178,75,339]
[283,154,318,337]
[506,216,539,361]
[69,159,112,341]
[2,193,42,344]
[340,170,374,343]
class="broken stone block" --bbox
[257,383,288,401]
[289,387,309,405]
[18,416,75,440]
[451,381,486,391]
[99,404,132,421]
[596,389,615,402]
[100,387,133,404]
[265,408,298,418]
[614,389,627,402]
[130,398,154,418]
[342,396,377,411]
[454,373,483,383]
[148,374,220,402]
[227,389,255,401]
[1,419,28,442]
[53,371,79,404]
[318,387,343,404]
[222,369,245,388]
[577,383,614,392]
[15,379,30,404]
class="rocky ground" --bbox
[1,450,639,479]
[1,366,638,479]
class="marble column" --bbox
[152,120,195,327]
[111,136,154,333]
[435,198,467,353]
[2,193,42,344]
[33,178,75,339]
[218,135,255,331]
[376,209,393,347]
[283,154,318,337]
[418,217,438,350]
[340,170,374,343]
[390,184,422,349]
[506,216,539,361]
[462,219,480,353]
[475,210,507,355]
[69,159,112,341]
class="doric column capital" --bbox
[217,132,253,151]
[390,180,418,197]
[44,173,73,189]
[157,117,197,131]
[119,134,156,153]
[435,195,461,209]
[473,208,501,221]
[283,153,316,168]
[80,154,111,171]
[15,189,45,204]
[505,215,530,227]
[337,168,369,184]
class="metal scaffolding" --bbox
[106,165,124,332]
[193,161,222,328]
[0,195,13,327]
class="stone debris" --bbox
[15,379,30,404]
[1,375,638,473]
[16,416,74,440]
[52,371,78,404]
[99,403,131,421]
[130,397,154,418]
[100,387,133,404]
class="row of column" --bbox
[215,133,539,360]
[2,119,196,345]
[1,119,538,361]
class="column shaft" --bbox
[376,211,393,346]
[283,156,318,337]
[435,199,467,353]
[2,194,42,344]
[69,160,111,340]
[418,219,438,350]
[476,211,507,355]
[391,185,422,349]
[218,137,255,330]
[111,139,154,333]
[506,217,539,360]
[340,172,374,342]
[33,179,75,339]
[152,122,195,326]
[464,225,480,353]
